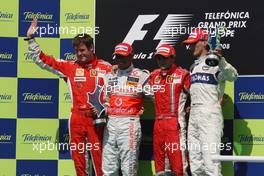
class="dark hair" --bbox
[72,33,94,49]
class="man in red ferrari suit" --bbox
[150,44,190,176]
[26,19,111,176]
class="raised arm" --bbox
[26,19,69,76]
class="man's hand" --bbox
[27,18,38,38]
[91,107,98,117]
[111,65,118,74]
[138,107,144,116]
[185,106,190,114]
[214,47,222,58]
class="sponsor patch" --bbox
[127,82,138,87]
[166,75,174,84]
[191,73,217,85]
[74,77,86,82]
[127,76,139,87]
[75,68,84,76]
[166,75,182,84]
[90,69,106,77]
[97,70,106,77]
[173,75,182,84]
[154,76,161,84]
[90,69,97,77]
[127,76,139,83]
[115,98,123,106]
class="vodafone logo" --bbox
[115,98,123,107]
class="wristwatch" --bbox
[24,36,35,41]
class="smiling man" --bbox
[102,42,150,176]
[26,19,112,176]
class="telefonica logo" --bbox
[22,134,52,142]
[0,93,12,101]
[24,52,34,61]
[22,93,52,101]
[65,13,89,22]
[0,133,12,142]
[239,92,264,101]
[21,174,45,176]
[63,133,69,142]
[0,51,13,60]
[24,12,53,21]
[64,93,71,102]
[20,174,33,176]
[64,52,76,61]
[0,11,13,19]
[239,135,264,143]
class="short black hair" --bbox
[72,33,93,49]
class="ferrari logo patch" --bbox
[166,75,182,84]
[90,69,97,77]
[166,75,174,84]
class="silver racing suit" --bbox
[102,64,151,176]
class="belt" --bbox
[156,115,178,120]
[109,115,139,118]
[71,107,94,117]
[191,103,204,106]
[191,103,221,108]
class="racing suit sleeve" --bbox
[183,72,191,93]
[137,70,153,116]
[102,74,110,114]
[182,72,191,114]
[217,57,238,82]
[141,69,154,99]
[27,38,66,77]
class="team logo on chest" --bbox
[127,76,139,87]
[90,69,106,77]
[115,98,123,107]
[90,69,97,77]
[190,73,218,85]
[74,68,86,82]
[166,75,174,84]
[166,75,182,84]
[154,75,161,84]
[75,68,84,76]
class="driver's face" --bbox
[115,54,132,70]
[156,55,174,70]
[190,41,206,57]
[75,43,94,63]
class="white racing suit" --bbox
[188,56,238,176]
[102,65,150,176]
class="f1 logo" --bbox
[123,15,159,45]
[123,14,192,48]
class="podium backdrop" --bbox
[0,0,264,175]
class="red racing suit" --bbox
[28,39,111,176]
[149,64,190,176]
